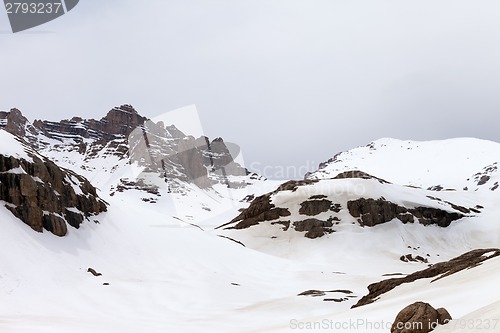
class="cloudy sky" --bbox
[1,0,499,179]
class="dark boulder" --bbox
[436,308,452,325]
[391,301,440,333]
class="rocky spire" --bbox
[0,108,29,137]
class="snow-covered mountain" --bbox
[1,108,500,333]
[1,105,267,226]
[218,138,500,332]
[306,138,500,192]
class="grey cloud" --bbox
[1,0,499,179]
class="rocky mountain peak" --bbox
[99,104,147,137]
[2,105,253,199]
[30,104,148,142]
[0,108,30,137]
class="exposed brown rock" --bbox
[391,301,439,333]
[348,198,405,226]
[347,198,464,227]
[271,220,291,231]
[293,218,334,239]
[219,194,291,230]
[176,136,211,188]
[0,142,107,236]
[0,108,28,137]
[353,248,500,308]
[4,106,250,191]
[333,170,390,184]
[478,175,490,186]
[323,298,348,302]
[87,268,102,277]
[42,214,68,237]
[299,198,333,216]
[33,105,147,142]
[400,254,428,263]
[309,194,327,199]
[436,308,452,325]
[298,290,326,297]
[298,289,353,298]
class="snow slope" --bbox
[1,134,500,332]
[0,129,34,162]
[0,183,366,333]
[307,138,500,191]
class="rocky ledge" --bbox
[0,136,107,236]
[352,248,500,308]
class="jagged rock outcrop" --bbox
[220,193,291,230]
[299,197,335,216]
[2,106,253,191]
[292,218,334,238]
[0,108,29,137]
[353,248,500,308]
[347,198,464,227]
[128,120,247,189]
[0,134,107,236]
[391,301,451,333]
[32,104,147,142]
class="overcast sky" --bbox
[1,1,499,179]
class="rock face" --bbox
[292,218,334,238]
[1,106,254,192]
[0,108,29,137]
[347,198,464,227]
[436,308,452,325]
[32,104,148,142]
[391,301,451,333]
[0,134,107,236]
[299,197,334,216]
[353,248,500,308]
[221,194,291,230]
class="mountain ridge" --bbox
[1,107,500,332]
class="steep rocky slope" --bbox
[0,130,107,236]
